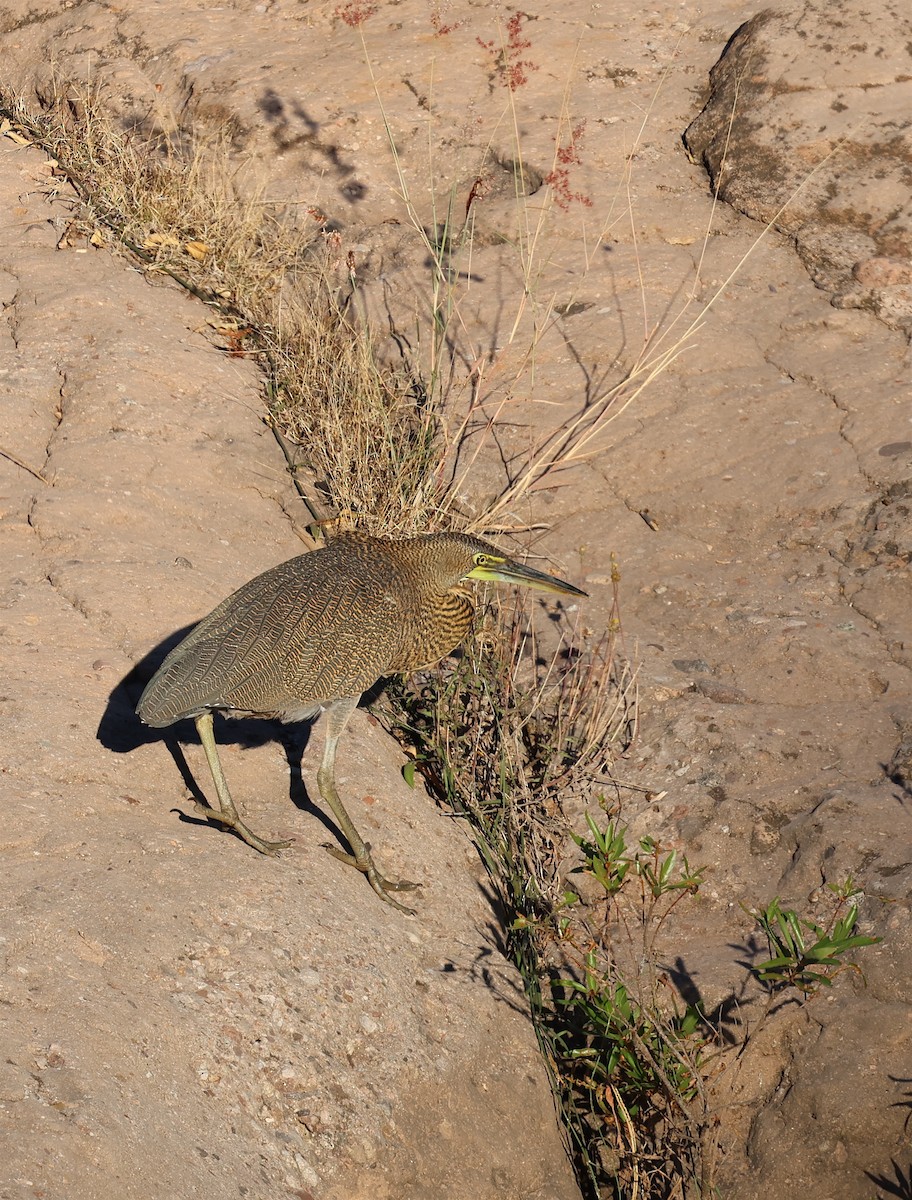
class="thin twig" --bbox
[0,446,47,483]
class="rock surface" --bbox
[0,1,910,1198]
[684,0,912,331]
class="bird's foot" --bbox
[191,799,293,856]
[323,842,419,914]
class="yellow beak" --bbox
[467,558,587,597]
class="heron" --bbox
[137,531,587,911]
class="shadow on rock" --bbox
[663,954,745,1045]
[95,625,330,840]
[865,1158,912,1199]
[440,887,531,1018]
[96,622,196,755]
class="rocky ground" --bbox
[0,1,909,1198]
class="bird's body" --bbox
[138,531,586,911]
[138,533,478,727]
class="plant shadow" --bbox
[866,1159,912,1200]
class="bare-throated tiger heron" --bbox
[137,531,587,911]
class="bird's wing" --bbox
[137,547,408,725]
[277,566,404,704]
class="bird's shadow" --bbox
[95,627,353,849]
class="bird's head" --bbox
[427,533,587,598]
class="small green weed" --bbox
[745,877,881,997]
[573,814,705,904]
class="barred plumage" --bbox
[137,530,586,911]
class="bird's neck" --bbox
[387,586,475,674]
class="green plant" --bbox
[554,957,703,1113]
[381,591,712,1197]
[745,878,881,997]
[384,583,717,1200]
[543,813,710,1199]
[572,813,630,897]
[573,816,705,907]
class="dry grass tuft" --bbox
[2,86,441,534]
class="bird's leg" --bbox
[317,697,418,914]
[193,711,292,855]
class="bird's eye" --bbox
[474,553,493,567]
